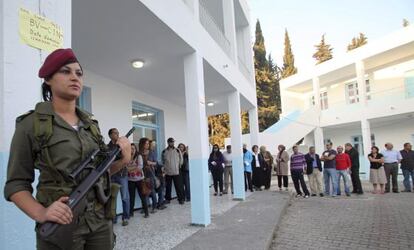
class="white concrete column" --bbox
[314,127,325,155]
[228,91,245,200]
[184,52,211,226]
[1,1,71,249]
[249,107,259,147]
[356,60,367,105]
[361,119,372,178]
[222,0,237,63]
[312,76,324,154]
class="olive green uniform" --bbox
[4,102,113,250]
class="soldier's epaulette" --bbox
[16,110,34,123]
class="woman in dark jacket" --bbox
[208,144,225,196]
[252,145,266,191]
[178,143,191,202]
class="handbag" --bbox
[140,178,152,196]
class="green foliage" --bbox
[208,19,282,146]
[347,33,368,51]
[281,29,297,78]
[313,34,333,65]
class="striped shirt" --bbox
[290,153,306,171]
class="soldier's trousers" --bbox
[36,217,113,250]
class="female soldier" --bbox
[4,48,131,249]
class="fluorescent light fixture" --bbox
[137,113,154,118]
[207,102,215,107]
[132,115,138,118]
[131,60,145,69]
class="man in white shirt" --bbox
[222,145,233,194]
[381,143,402,193]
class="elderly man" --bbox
[305,146,323,197]
[381,143,402,193]
[162,137,185,204]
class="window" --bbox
[132,102,164,159]
[351,134,375,155]
[405,70,414,98]
[311,91,329,110]
[320,91,328,110]
[366,80,371,100]
[76,86,92,113]
[346,80,371,104]
[347,83,359,104]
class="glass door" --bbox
[132,102,164,160]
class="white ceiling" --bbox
[72,0,237,112]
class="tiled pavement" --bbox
[113,189,253,250]
[271,183,414,250]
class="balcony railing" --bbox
[238,56,252,80]
[199,0,232,58]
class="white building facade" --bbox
[254,26,414,179]
[0,0,259,249]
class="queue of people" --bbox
[110,132,191,226]
[111,133,414,228]
[273,141,414,198]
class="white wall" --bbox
[84,70,188,145]
[1,1,72,250]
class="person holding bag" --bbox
[127,143,150,219]
[140,137,158,213]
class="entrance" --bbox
[132,101,164,158]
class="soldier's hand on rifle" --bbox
[117,136,131,164]
[40,196,73,225]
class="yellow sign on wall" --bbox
[19,8,64,52]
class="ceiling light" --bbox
[131,60,145,69]
[207,102,215,107]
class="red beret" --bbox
[38,48,79,78]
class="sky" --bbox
[248,0,414,71]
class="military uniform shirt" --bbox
[4,102,107,232]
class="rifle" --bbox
[38,127,135,249]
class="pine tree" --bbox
[313,34,333,65]
[347,33,368,51]
[403,18,410,27]
[253,20,267,70]
[281,29,297,78]
[253,20,280,131]
[267,54,281,120]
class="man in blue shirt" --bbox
[381,143,402,193]
[243,144,253,192]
